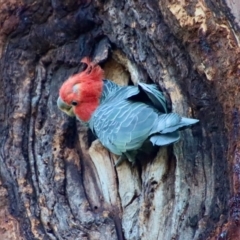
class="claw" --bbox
[115,151,137,167]
[125,152,136,166]
[124,152,136,167]
[114,155,125,167]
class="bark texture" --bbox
[0,0,239,239]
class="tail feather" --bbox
[179,117,199,129]
[150,132,180,146]
[161,116,199,134]
[156,113,199,134]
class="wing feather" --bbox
[138,83,168,113]
[90,88,158,154]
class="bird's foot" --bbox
[114,155,125,167]
[125,152,136,166]
[114,152,137,167]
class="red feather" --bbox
[59,58,104,121]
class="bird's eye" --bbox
[71,101,78,106]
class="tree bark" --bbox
[0,0,239,239]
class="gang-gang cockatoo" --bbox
[57,58,199,166]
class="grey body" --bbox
[89,80,198,156]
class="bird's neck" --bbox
[100,79,122,103]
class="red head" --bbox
[59,58,104,121]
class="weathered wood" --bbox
[0,0,240,239]
[0,179,23,240]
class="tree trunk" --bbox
[0,0,239,239]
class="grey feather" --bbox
[89,81,199,158]
[152,113,199,134]
[138,83,168,113]
[150,132,180,146]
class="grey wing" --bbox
[90,101,158,155]
[138,83,168,113]
[101,81,168,114]
[101,85,140,105]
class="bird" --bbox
[57,58,199,166]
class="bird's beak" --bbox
[57,97,75,117]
